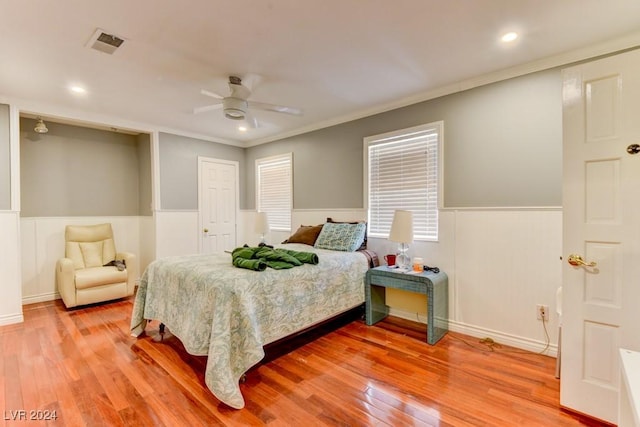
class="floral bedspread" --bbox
[130,243,368,409]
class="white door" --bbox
[562,49,640,424]
[198,158,238,254]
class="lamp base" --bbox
[396,243,411,271]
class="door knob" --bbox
[627,143,640,155]
[203,228,209,233]
[567,254,597,267]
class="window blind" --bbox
[367,124,440,240]
[256,153,292,231]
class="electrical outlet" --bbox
[536,304,549,321]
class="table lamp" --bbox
[389,210,413,270]
[255,211,270,246]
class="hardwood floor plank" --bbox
[67,379,114,427]
[25,356,57,409]
[112,344,158,398]
[0,298,610,426]
[132,339,261,426]
[306,393,374,427]
[142,393,210,427]
[2,328,23,358]
[363,384,456,427]
[295,344,444,426]
[243,380,319,425]
[103,362,140,412]
[254,366,321,415]
[3,355,24,414]
[48,361,85,427]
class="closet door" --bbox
[198,157,238,253]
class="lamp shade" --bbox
[254,211,270,234]
[389,210,413,244]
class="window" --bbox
[365,122,441,241]
[256,153,292,231]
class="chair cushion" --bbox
[79,241,104,268]
[75,266,128,289]
[65,223,117,269]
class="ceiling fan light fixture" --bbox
[223,97,247,120]
[225,109,245,120]
[34,118,48,134]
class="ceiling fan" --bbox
[194,75,303,128]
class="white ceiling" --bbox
[2,1,640,146]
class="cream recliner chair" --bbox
[56,223,137,308]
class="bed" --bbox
[130,242,372,409]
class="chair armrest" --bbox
[117,252,137,295]
[56,258,76,308]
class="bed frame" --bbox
[261,303,364,364]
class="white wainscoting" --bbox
[238,210,256,247]
[154,210,199,259]
[62,207,560,356]
[243,208,560,356]
[0,211,23,325]
[453,209,562,354]
[139,215,155,272]
[20,216,144,305]
[367,208,562,355]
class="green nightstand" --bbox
[365,266,449,345]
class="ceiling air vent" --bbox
[86,28,125,55]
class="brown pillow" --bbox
[326,217,367,250]
[282,224,324,246]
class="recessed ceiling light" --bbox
[501,32,518,43]
[70,86,87,94]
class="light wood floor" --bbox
[0,298,608,426]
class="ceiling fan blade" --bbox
[248,100,303,116]
[193,104,223,114]
[235,115,258,132]
[240,73,263,92]
[229,82,251,100]
[244,113,259,129]
[200,89,225,99]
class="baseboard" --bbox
[388,307,557,357]
[0,312,24,326]
[22,291,59,305]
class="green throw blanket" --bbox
[231,246,319,271]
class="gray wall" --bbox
[0,104,10,210]
[245,68,563,209]
[158,132,246,210]
[439,69,562,207]
[20,118,152,217]
[17,67,563,215]
[245,124,365,210]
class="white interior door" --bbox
[198,157,238,254]
[562,49,640,424]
